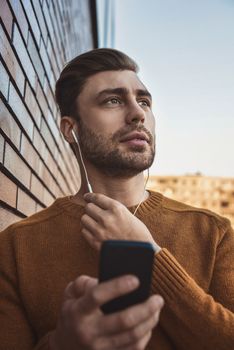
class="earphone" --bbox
[71,129,93,193]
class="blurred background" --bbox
[0,0,234,229]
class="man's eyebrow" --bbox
[96,88,152,100]
[136,89,152,100]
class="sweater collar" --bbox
[54,190,163,219]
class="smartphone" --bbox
[99,240,155,314]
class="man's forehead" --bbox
[84,70,147,94]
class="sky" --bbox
[97,0,234,178]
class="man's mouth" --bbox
[120,132,150,145]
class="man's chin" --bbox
[113,156,154,177]
[100,167,148,178]
[120,142,149,153]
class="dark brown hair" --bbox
[55,48,139,118]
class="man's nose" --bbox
[125,101,145,125]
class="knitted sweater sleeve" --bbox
[0,227,51,350]
[152,223,234,350]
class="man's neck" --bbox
[72,164,148,208]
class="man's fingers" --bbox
[81,214,100,233]
[81,228,101,251]
[84,192,116,210]
[101,295,164,334]
[80,275,139,313]
[84,202,105,222]
[96,311,160,349]
[121,331,152,350]
[63,275,98,300]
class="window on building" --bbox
[221,201,229,208]
[159,179,166,184]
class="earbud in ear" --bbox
[71,129,79,144]
[70,128,93,193]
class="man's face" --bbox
[76,70,155,177]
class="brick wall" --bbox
[0,0,98,230]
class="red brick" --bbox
[0,133,4,163]
[46,110,60,143]
[43,188,55,206]
[70,151,79,171]
[55,110,59,126]
[40,41,55,89]
[21,0,41,45]
[43,148,58,178]
[0,172,17,207]
[0,206,22,231]
[55,153,68,182]
[35,80,48,118]
[49,2,64,53]
[39,158,60,196]
[50,180,63,197]
[4,141,31,188]
[59,147,77,186]
[57,148,71,183]
[65,151,79,180]
[43,78,57,116]
[67,172,79,194]
[0,61,9,100]
[42,0,55,44]
[55,171,70,195]
[8,83,34,140]
[55,113,61,130]
[20,133,40,172]
[58,136,69,159]
[38,158,51,185]
[70,177,79,193]
[31,0,48,44]
[27,32,45,86]
[54,1,65,42]
[0,24,25,95]
[56,152,67,177]
[36,203,44,212]
[40,118,56,153]
[68,153,79,182]
[0,0,13,37]
[30,173,44,203]
[46,38,60,80]
[0,100,21,149]
[24,83,41,128]
[12,24,37,90]
[33,127,46,159]
[9,0,28,42]
[17,188,36,216]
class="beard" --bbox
[77,121,155,177]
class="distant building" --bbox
[96,0,115,47]
[148,175,234,227]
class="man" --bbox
[0,48,233,350]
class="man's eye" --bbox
[138,100,150,107]
[106,98,121,104]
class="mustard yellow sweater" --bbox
[0,191,234,350]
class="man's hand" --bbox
[50,275,164,350]
[81,193,158,251]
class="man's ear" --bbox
[60,116,78,144]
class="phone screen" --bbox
[99,240,155,314]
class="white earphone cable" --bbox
[133,168,150,216]
[71,129,93,193]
